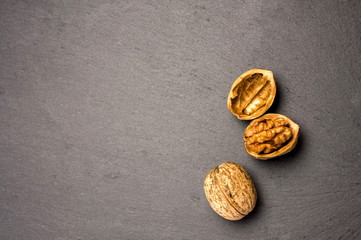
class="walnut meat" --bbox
[244,114,300,160]
[227,69,276,120]
[203,162,257,220]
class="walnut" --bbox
[244,114,300,160]
[227,69,276,120]
[203,162,257,220]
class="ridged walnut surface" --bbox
[227,69,276,120]
[244,113,300,160]
[203,162,257,220]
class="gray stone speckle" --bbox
[1,0,361,239]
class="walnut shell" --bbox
[227,69,276,120]
[203,162,257,220]
[244,113,300,160]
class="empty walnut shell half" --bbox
[227,69,276,120]
[244,113,300,160]
[203,162,257,221]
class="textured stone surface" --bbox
[0,0,360,239]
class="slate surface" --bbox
[1,1,361,239]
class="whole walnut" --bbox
[244,113,300,160]
[203,162,257,220]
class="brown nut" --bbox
[227,69,276,120]
[203,162,257,221]
[244,113,300,160]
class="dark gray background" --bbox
[1,0,360,239]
